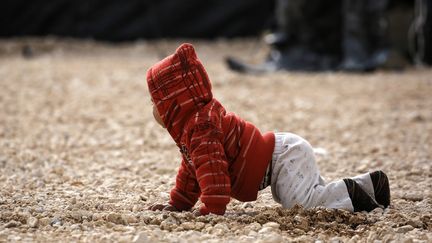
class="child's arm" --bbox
[190,125,231,215]
[149,159,200,212]
[169,160,201,211]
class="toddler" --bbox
[147,43,390,215]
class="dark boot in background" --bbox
[268,0,342,71]
[226,0,342,73]
[340,0,390,71]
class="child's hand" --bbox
[148,204,179,212]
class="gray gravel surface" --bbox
[0,39,431,242]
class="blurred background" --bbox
[0,0,274,40]
[0,0,431,71]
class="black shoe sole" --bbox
[344,178,380,212]
[370,170,391,208]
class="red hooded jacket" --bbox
[146,43,275,215]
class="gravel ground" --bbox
[0,39,431,242]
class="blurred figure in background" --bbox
[227,0,343,73]
[2,0,429,68]
[227,0,431,73]
[341,0,389,71]
[409,0,432,66]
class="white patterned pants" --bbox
[270,133,372,212]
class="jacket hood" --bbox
[146,43,213,143]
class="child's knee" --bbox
[285,133,314,157]
[299,139,314,157]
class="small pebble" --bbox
[371,207,384,214]
[213,223,229,230]
[70,211,82,222]
[180,222,195,230]
[242,202,253,208]
[294,215,309,230]
[50,217,62,227]
[409,112,425,122]
[259,227,277,234]
[27,217,38,228]
[194,222,205,230]
[396,225,414,233]
[402,238,414,243]
[38,217,50,227]
[122,214,138,224]
[367,232,377,242]
[407,218,423,228]
[92,213,104,221]
[402,193,424,202]
[35,207,45,213]
[246,222,261,231]
[160,216,178,230]
[349,235,360,243]
[106,213,125,225]
[70,224,81,231]
[262,232,283,243]
[5,220,20,228]
[262,222,280,229]
[313,147,328,156]
[133,232,149,243]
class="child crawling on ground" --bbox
[147,43,390,216]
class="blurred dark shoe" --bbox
[264,32,289,49]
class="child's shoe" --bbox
[343,178,380,212]
[369,170,390,208]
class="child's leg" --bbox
[270,133,386,212]
[270,133,354,211]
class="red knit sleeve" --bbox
[169,159,200,211]
[189,123,231,215]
